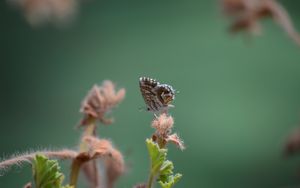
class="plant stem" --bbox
[79,121,97,151]
[70,159,82,187]
[157,137,166,149]
[70,118,97,188]
[147,171,155,188]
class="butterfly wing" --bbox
[139,77,162,111]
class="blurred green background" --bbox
[1,0,300,187]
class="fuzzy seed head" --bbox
[152,113,174,137]
[80,80,125,125]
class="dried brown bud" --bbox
[79,136,125,188]
[80,80,125,125]
[152,113,174,137]
[82,136,113,160]
[151,113,185,150]
[222,0,300,46]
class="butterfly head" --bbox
[158,84,175,105]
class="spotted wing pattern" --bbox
[139,77,175,112]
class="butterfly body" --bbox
[139,77,175,113]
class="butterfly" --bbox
[139,77,175,113]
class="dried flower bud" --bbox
[166,133,185,150]
[151,113,185,150]
[222,0,300,46]
[82,136,113,159]
[81,136,125,188]
[80,80,125,125]
[152,113,174,137]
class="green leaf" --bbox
[146,139,182,188]
[160,160,174,176]
[32,154,72,188]
[158,173,182,188]
[158,160,174,183]
[146,139,167,174]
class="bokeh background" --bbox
[2,0,300,187]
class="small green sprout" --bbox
[146,139,182,188]
[32,154,73,188]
